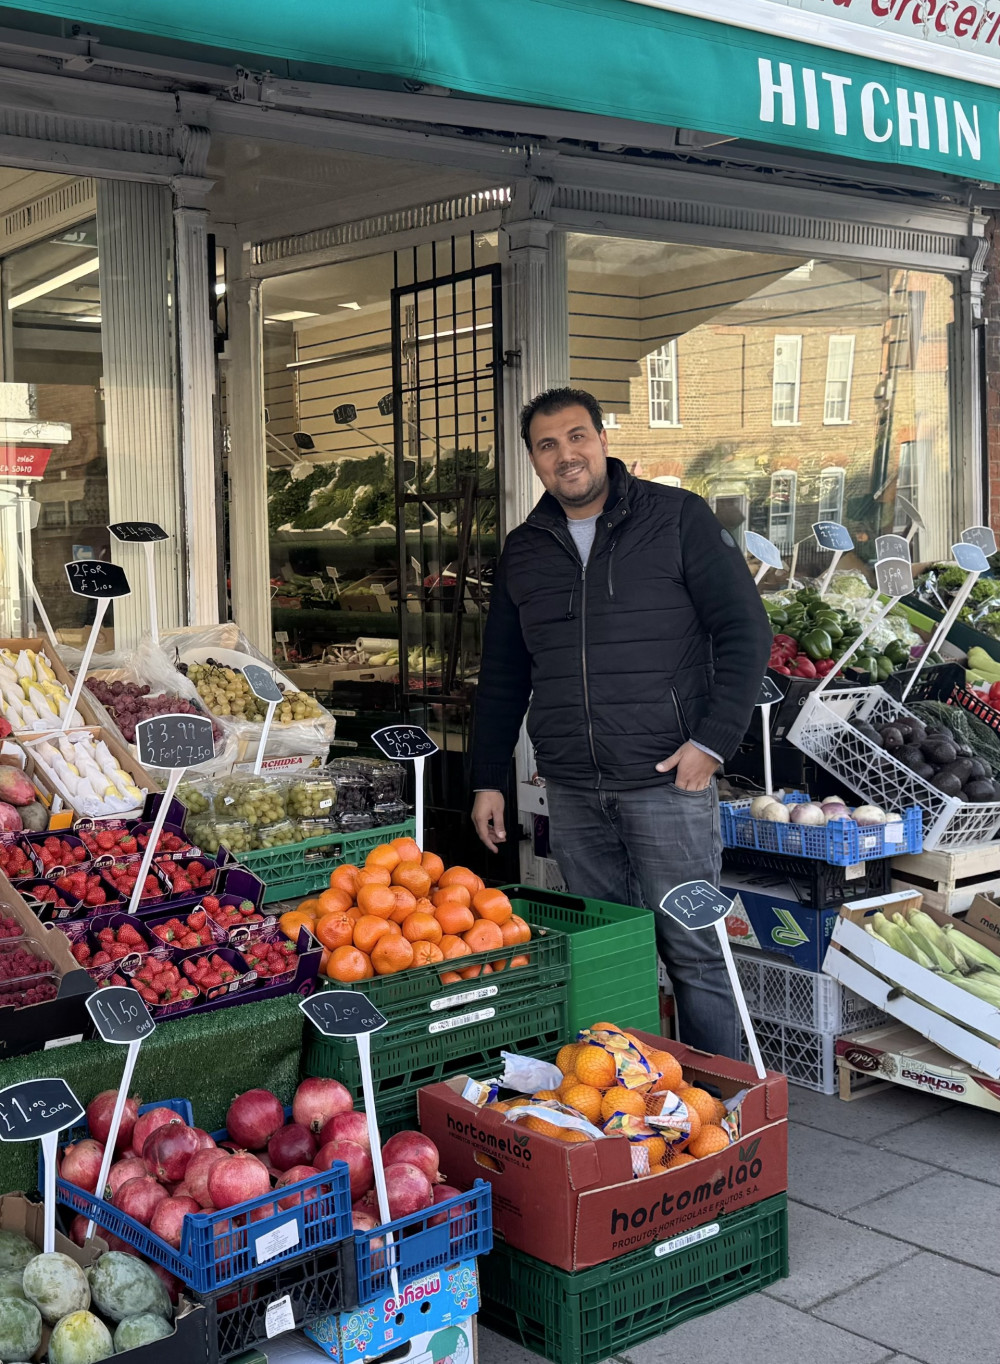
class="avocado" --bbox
[932,771,963,797]
[922,739,958,766]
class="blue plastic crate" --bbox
[354,1180,492,1303]
[720,797,922,865]
[54,1099,353,1295]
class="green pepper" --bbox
[884,640,911,667]
[813,615,844,642]
[852,654,878,683]
[875,656,895,681]
[767,609,789,628]
[801,628,833,661]
[796,588,821,603]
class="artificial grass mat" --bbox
[0,994,305,1193]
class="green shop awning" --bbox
[12,0,1000,180]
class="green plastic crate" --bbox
[302,986,567,1108]
[479,1194,788,1364]
[239,820,415,902]
[503,885,659,1035]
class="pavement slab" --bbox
[845,1169,1000,1274]
[876,1103,1000,1186]
[764,1201,918,1309]
[787,1083,945,1141]
[787,1121,936,1214]
[814,1251,998,1363]
[478,1330,554,1364]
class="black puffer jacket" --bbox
[472,458,771,791]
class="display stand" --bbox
[243,664,284,776]
[756,675,785,797]
[62,561,131,731]
[108,523,169,647]
[0,1078,84,1252]
[812,522,853,596]
[744,532,783,586]
[371,725,439,850]
[901,541,989,703]
[815,557,914,700]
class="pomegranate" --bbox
[292,1077,353,1134]
[105,1156,146,1201]
[381,1131,441,1184]
[68,1214,91,1246]
[150,1194,199,1249]
[352,1209,378,1232]
[429,1184,471,1227]
[151,1263,180,1305]
[185,1148,230,1209]
[115,1175,169,1226]
[131,1106,179,1157]
[275,1164,322,1211]
[268,1122,317,1173]
[383,1162,433,1219]
[86,1090,139,1152]
[208,1151,271,1209]
[318,1110,370,1152]
[143,1120,201,1184]
[60,1139,105,1193]
[226,1090,284,1150]
[316,1138,373,1200]
[191,1128,217,1151]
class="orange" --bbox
[636,1136,666,1166]
[675,1087,723,1130]
[330,865,360,896]
[326,945,371,982]
[297,898,319,916]
[664,1151,697,1168]
[557,1075,578,1098]
[433,886,472,911]
[501,915,531,946]
[411,940,444,967]
[435,903,475,936]
[421,851,445,884]
[371,935,414,975]
[357,884,396,919]
[388,887,418,923]
[648,1049,684,1095]
[533,1090,561,1102]
[472,888,513,925]
[366,844,400,872]
[463,921,504,953]
[439,970,463,985]
[357,866,392,889]
[674,1108,701,1151]
[562,1083,602,1124]
[459,964,485,980]
[490,957,509,972]
[687,1125,730,1159]
[600,1088,647,1122]
[439,866,481,894]
[555,1043,581,1076]
[316,887,353,916]
[440,935,472,960]
[402,912,443,944]
[574,1044,616,1090]
[352,914,396,955]
[557,1130,592,1143]
[413,896,436,915]
[383,919,402,935]
[508,954,530,969]
[590,1021,624,1035]
[521,1116,565,1138]
[392,863,432,899]
[390,836,422,863]
[314,912,355,951]
[279,910,315,942]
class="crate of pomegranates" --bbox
[54,1087,354,1295]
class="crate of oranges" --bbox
[278,834,570,1026]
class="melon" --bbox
[0,1295,41,1359]
[0,1268,26,1298]
[86,1252,170,1323]
[19,800,49,831]
[0,1229,39,1272]
[22,1252,90,1324]
[47,1309,113,1364]
[0,767,36,806]
[113,1312,173,1351]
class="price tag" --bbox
[265,1294,297,1338]
[812,521,853,552]
[300,990,388,1037]
[108,522,168,543]
[136,715,216,770]
[371,725,438,761]
[952,542,990,574]
[757,676,785,707]
[874,557,914,598]
[86,987,155,1044]
[333,403,358,424]
[64,561,131,599]
[744,532,783,569]
[875,534,910,562]
[274,632,289,644]
[896,495,924,529]
[243,664,284,705]
[658,880,734,931]
[0,1078,83,1142]
[962,525,997,557]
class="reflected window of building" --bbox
[771,335,802,426]
[647,342,679,427]
[824,335,855,424]
[768,470,797,552]
[818,466,846,523]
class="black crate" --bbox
[722,846,892,910]
[883,660,965,704]
[195,1240,357,1364]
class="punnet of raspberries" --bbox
[30,836,89,871]
[201,895,264,928]
[155,858,215,896]
[0,844,35,879]
[242,939,298,978]
[132,956,198,1006]
[105,864,164,900]
[182,952,240,991]
[71,922,148,970]
[79,827,139,857]
[137,828,191,854]
[0,917,21,941]
[0,945,53,982]
[151,909,216,949]
[56,870,109,907]
[0,979,57,1007]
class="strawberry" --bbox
[188,909,207,930]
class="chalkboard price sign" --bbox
[371,725,439,761]
[135,714,215,770]
[658,880,734,932]
[64,561,131,599]
[108,522,168,543]
[243,664,284,705]
[300,990,388,1037]
[952,542,990,575]
[757,675,786,707]
[812,522,853,553]
[86,987,155,1045]
[874,557,914,599]
[961,525,997,558]
[875,534,910,563]
[744,532,783,570]
[0,1078,84,1143]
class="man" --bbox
[471,387,771,1058]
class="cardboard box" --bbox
[836,1022,1000,1113]
[823,891,1000,1079]
[417,1035,788,1273]
[305,1262,478,1363]
[721,867,841,971]
[0,637,102,735]
[966,894,1000,943]
[20,724,159,822]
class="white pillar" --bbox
[225,274,271,651]
[96,179,183,649]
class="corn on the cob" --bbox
[893,913,956,974]
[871,912,934,969]
[943,927,1000,975]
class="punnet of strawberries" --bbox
[183,951,241,991]
[21,883,76,909]
[136,827,192,854]
[56,870,110,907]
[29,836,89,871]
[132,956,198,1006]
[151,909,217,949]
[71,922,149,970]
[78,827,139,857]
[104,863,164,901]
[155,857,215,895]
[0,843,36,879]
[242,938,298,978]
[201,895,264,929]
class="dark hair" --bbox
[520,387,604,450]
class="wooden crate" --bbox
[891,845,1000,915]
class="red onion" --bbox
[315,1138,373,1200]
[60,1139,105,1193]
[318,1110,370,1152]
[208,1151,272,1209]
[131,1106,179,1157]
[184,1148,230,1209]
[115,1175,169,1226]
[268,1122,317,1172]
[226,1090,285,1151]
[292,1077,353,1134]
[143,1121,201,1183]
[86,1091,139,1152]
[383,1162,433,1219]
[150,1195,200,1249]
[381,1131,441,1184]
[275,1164,321,1211]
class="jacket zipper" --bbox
[537,524,602,783]
[671,687,691,741]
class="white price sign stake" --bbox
[107,523,169,646]
[0,1078,84,1253]
[902,541,990,703]
[63,562,131,732]
[370,725,438,850]
[756,674,785,798]
[814,558,913,700]
[744,532,783,585]
[243,665,284,775]
[896,495,924,544]
[658,882,765,1080]
[812,522,854,596]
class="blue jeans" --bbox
[545,779,741,1060]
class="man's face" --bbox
[527,404,609,512]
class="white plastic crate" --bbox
[788,685,1000,852]
[735,950,889,1034]
[741,1016,839,1094]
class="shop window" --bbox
[818,466,845,523]
[604,412,620,428]
[768,470,797,552]
[893,441,922,532]
[824,335,855,424]
[771,335,801,426]
[647,342,679,427]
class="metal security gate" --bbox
[390,240,509,873]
